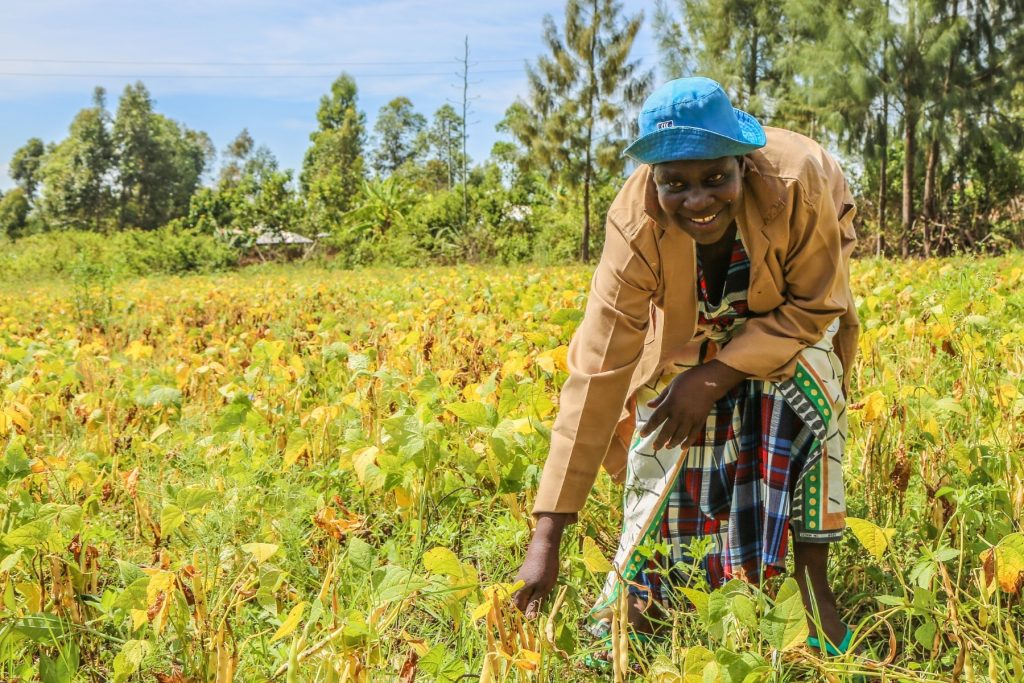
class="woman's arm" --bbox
[531,212,658,516]
[712,174,853,381]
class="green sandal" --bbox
[806,626,854,656]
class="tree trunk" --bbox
[877,94,889,257]
[580,0,598,263]
[921,135,940,256]
[747,34,759,106]
[901,103,917,258]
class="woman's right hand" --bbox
[512,513,571,619]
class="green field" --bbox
[0,257,1022,681]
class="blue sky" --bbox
[0,0,661,190]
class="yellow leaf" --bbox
[582,536,614,573]
[846,517,895,561]
[995,383,1020,409]
[131,609,149,631]
[353,446,379,488]
[394,486,413,508]
[861,391,887,422]
[423,547,462,577]
[534,352,555,374]
[471,600,492,621]
[241,543,280,564]
[515,649,541,670]
[124,340,154,361]
[270,601,308,643]
[145,570,176,606]
[984,533,1024,593]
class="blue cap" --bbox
[622,77,766,164]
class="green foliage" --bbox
[504,0,652,261]
[0,228,235,284]
[0,189,30,240]
[112,82,214,230]
[8,137,45,202]
[370,97,427,177]
[301,72,367,228]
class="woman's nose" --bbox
[682,191,713,214]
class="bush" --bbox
[0,228,237,284]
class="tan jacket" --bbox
[532,127,859,516]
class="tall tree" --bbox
[38,87,115,231]
[370,97,426,176]
[653,0,788,120]
[0,188,30,239]
[301,73,367,224]
[9,137,46,203]
[219,128,277,187]
[422,104,467,190]
[507,0,651,262]
[112,82,212,230]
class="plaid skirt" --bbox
[592,235,848,614]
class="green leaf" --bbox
[375,565,429,603]
[113,577,150,610]
[713,649,766,683]
[159,504,185,536]
[445,401,494,428]
[134,385,182,408]
[874,595,906,607]
[731,595,758,629]
[418,644,464,682]
[680,587,709,620]
[0,549,25,574]
[760,578,808,652]
[11,613,72,645]
[58,505,83,534]
[112,640,150,683]
[683,645,715,682]
[176,486,218,512]
[347,537,375,572]
[214,396,252,433]
[2,519,54,550]
[39,642,78,683]
[915,617,937,650]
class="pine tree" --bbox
[507,0,651,262]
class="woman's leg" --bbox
[793,541,848,647]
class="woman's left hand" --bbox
[640,360,747,451]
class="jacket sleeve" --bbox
[714,175,850,381]
[531,217,657,517]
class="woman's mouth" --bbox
[687,209,722,226]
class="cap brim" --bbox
[623,108,766,164]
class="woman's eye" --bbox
[707,173,726,184]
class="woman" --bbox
[512,77,859,657]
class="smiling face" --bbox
[652,157,744,245]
